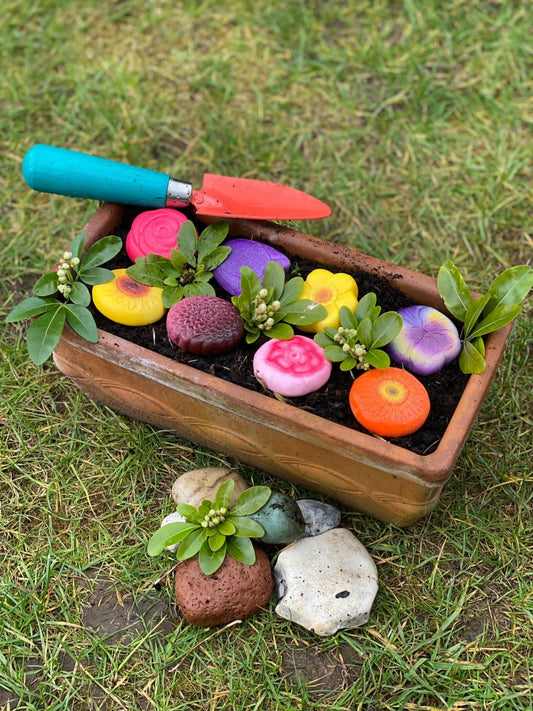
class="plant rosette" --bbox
[437,261,533,374]
[6,230,122,365]
[314,293,403,372]
[147,479,272,576]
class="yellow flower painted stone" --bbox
[298,268,358,333]
[92,269,165,326]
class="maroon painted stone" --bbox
[166,295,244,355]
[174,546,273,626]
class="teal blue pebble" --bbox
[250,492,305,544]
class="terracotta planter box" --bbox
[52,202,512,526]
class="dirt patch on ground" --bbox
[281,642,363,697]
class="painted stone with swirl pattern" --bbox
[253,335,332,397]
[166,295,244,355]
[126,208,191,261]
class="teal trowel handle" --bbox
[22,144,192,209]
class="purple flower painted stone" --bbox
[166,296,244,356]
[386,305,461,375]
[213,239,290,296]
[253,335,332,397]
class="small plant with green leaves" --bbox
[231,261,327,344]
[313,293,403,371]
[6,230,122,365]
[147,480,271,575]
[437,260,533,374]
[126,220,231,308]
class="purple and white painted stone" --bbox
[386,305,461,375]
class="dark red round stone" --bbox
[166,295,244,355]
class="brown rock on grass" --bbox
[174,546,273,626]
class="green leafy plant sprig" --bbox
[437,260,533,374]
[126,220,231,308]
[313,293,403,371]
[6,230,122,365]
[231,261,327,344]
[147,480,271,575]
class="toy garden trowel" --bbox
[22,144,331,220]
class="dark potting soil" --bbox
[91,207,469,456]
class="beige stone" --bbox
[171,467,249,509]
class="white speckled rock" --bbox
[161,511,186,553]
[296,499,342,537]
[171,467,249,508]
[273,528,378,636]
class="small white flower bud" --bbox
[342,343,351,352]
[265,317,275,329]
[258,288,268,299]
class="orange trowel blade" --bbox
[191,173,331,220]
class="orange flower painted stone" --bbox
[92,269,165,326]
[298,269,358,333]
[349,367,430,438]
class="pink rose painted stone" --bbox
[213,239,290,296]
[126,208,190,261]
[253,335,332,397]
[386,305,461,375]
[166,295,244,355]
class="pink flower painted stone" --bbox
[386,305,461,375]
[166,295,244,356]
[213,239,290,296]
[126,208,190,261]
[253,335,332,397]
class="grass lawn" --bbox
[1,1,531,709]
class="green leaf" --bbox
[468,303,521,339]
[245,330,260,344]
[78,266,116,285]
[458,341,486,374]
[370,312,403,349]
[70,230,87,260]
[69,282,91,306]
[365,349,391,369]
[177,221,198,266]
[262,261,286,300]
[218,520,236,536]
[226,537,256,566]
[177,527,209,561]
[284,301,327,325]
[202,246,232,271]
[339,356,357,371]
[26,306,67,365]
[354,293,376,322]
[208,530,227,552]
[266,323,294,339]
[169,249,187,271]
[463,294,491,338]
[197,500,213,519]
[198,540,227,575]
[33,272,59,297]
[230,516,265,538]
[65,304,99,342]
[184,283,215,298]
[239,267,262,304]
[6,296,59,322]
[176,503,201,522]
[147,521,200,556]
[196,222,229,262]
[280,276,304,305]
[162,285,185,308]
[339,304,358,328]
[323,345,348,362]
[486,265,533,312]
[314,332,334,348]
[473,336,485,357]
[82,234,122,269]
[437,260,473,322]
[233,486,271,515]
[214,479,235,510]
[357,317,373,347]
